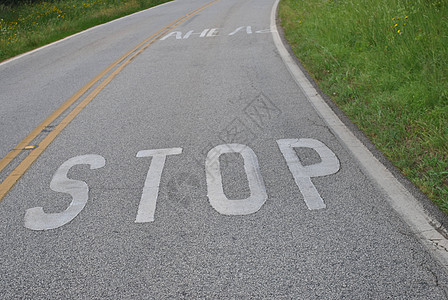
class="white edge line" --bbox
[270,0,448,268]
[0,0,176,67]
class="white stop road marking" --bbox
[23,139,340,230]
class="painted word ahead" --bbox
[160,26,276,40]
[24,139,340,231]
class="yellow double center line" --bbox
[0,0,219,201]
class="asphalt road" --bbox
[1,0,448,298]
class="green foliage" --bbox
[279,0,448,212]
[0,0,171,61]
[0,1,46,6]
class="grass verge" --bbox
[279,0,448,212]
[0,0,172,62]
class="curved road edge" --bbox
[1,0,447,272]
[0,0,176,67]
[271,0,448,269]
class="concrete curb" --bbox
[271,0,448,270]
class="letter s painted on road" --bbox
[24,155,105,231]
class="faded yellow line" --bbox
[0,0,220,201]
[0,0,218,174]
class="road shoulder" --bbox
[272,0,448,270]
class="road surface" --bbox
[1,0,448,298]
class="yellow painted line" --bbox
[0,0,218,175]
[0,0,220,201]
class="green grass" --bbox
[0,0,172,62]
[279,0,448,212]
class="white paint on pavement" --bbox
[160,26,274,40]
[160,31,183,40]
[206,144,267,215]
[270,0,448,267]
[206,28,220,37]
[183,29,209,39]
[23,139,338,231]
[277,139,340,210]
[228,26,252,35]
[135,148,182,223]
[24,154,105,231]
[255,27,277,34]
